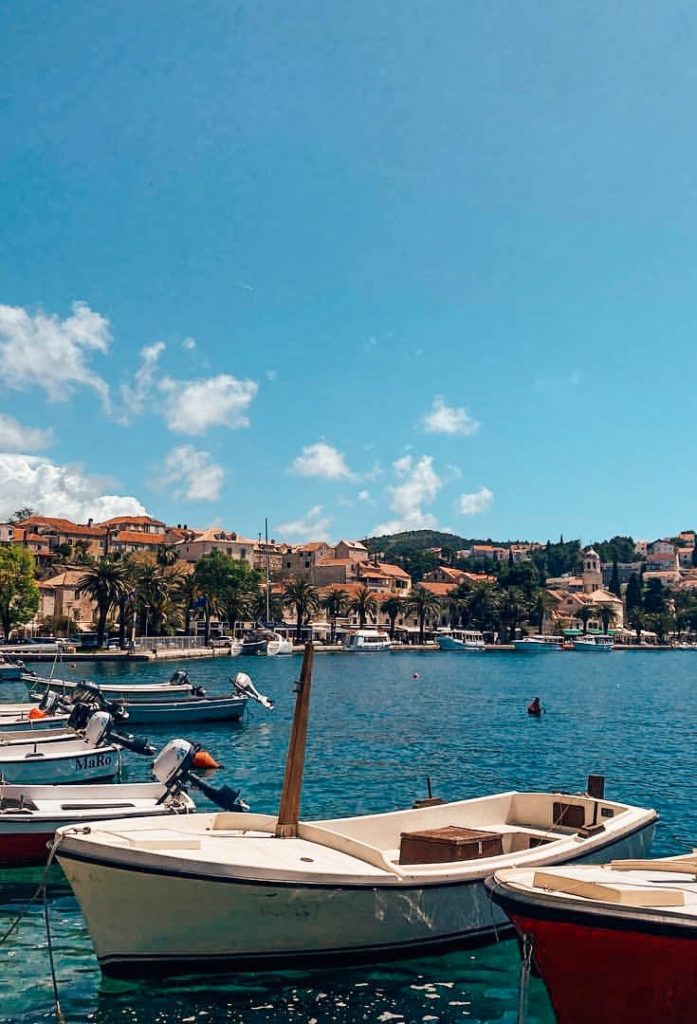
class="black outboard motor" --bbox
[80,708,154,756]
[152,738,248,812]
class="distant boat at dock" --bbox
[436,630,486,652]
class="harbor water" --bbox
[1,649,694,1023]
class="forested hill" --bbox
[364,530,478,556]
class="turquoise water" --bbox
[1,650,694,1023]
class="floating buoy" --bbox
[412,672,420,680]
[192,749,222,770]
[28,707,46,720]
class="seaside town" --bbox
[2,509,697,649]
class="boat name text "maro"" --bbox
[74,754,113,770]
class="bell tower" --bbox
[582,548,602,594]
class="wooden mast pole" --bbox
[275,641,314,838]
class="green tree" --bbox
[629,608,645,644]
[348,586,378,629]
[0,546,40,640]
[157,543,180,568]
[609,558,621,597]
[8,507,37,525]
[193,551,242,643]
[578,605,594,635]
[626,573,643,615]
[466,582,499,632]
[322,588,349,643]
[405,586,442,643]
[599,604,617,634]
[173,572,201,637]
[282,579,320,642]
[380,595,403,639]
[498,586,528,642]
[221,562,260,633]
[531,589,557,633]
[76,558,130,646]
[644,579,666,616]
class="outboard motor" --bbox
[231,672,274,709]
[83,710,113,748]
[152,738,248,812]
[37,690,62,714]
[169,669,191,687]
[71,682,129,723]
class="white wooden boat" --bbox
[513,636,563,653]
[0,780,195,867]
[56,789,656,976]
[573,636,614,652]
[436,630,486,652]
[266,634,294,657]
[23,669,198,703]
[344,629,392,652]
[487,852,697,1024]
[0,730,120,785]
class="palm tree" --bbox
[348,586,377,629]
[531,589,557,633]
[322,589,349,644]
[282,579,320,642]
[629,608,645,645]
[598,604,617,635]
[466,582,499,633]
[405,586,441,643]
[578,605,594,635]
[76,558,130,647]
[173,572,201,637]
[499,586,528,643]
[380,595,403,639]
[156,543,179,568]
[134,562,172,636]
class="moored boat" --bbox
[573,636,614,652]
[23,669,200,703]
[436,630,486,652]
[344,629,392,652]
[56,786,656,976]
[513,636,563,653]
[0,657,24,681]
[266,634,294,656]
[487,853,697,1024]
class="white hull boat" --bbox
[573,637,614,652]
[0,658,24,681]
[0,737,121,785]
[57,788,655,976]
[0,781,195,867]
[344,630,392,652]
[513,636,563,653]
[436,630,486,652]
[266,635,294,657]
[22,669,198,703]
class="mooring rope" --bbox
[516,933,533,1024]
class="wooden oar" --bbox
[275,642,314,839]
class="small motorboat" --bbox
[344,629,392,652]
[23,669,200,703]
[572,636,614,652]
[266,634,294,657]
[0,736,249,867]
[487,852,697,1024]
[0,711,124,785]
[56,646,657,978]
[436,630,486,652]
[513,636,563,653]
[239,631,270,656]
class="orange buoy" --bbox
[28,707,46,720]
[192,749,222,770]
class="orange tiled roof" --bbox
[419,582,457,597]
[21,516,107,538]
[100,515,166,527]
[114,531,168,545]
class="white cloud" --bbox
[456,487,494,515]
[159,374,258,435]
[159,445,224,502]
[372,454,442,534]
[119,341,166,421]
[357,490,371,501]
[277,504,332,542]
[0,415,52,452]
[0,301,111,408]
[421,396,480,437]
[182,337,197,351]
[291,441,355,481]
[0,453,146,522]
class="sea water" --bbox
[1,649,694,1023]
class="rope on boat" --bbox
[516,933,533,1024]
[0,828,89,1023]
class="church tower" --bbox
[582,547,602,594]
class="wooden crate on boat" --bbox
[399,825,503,865]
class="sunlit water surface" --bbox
[1,649,694,1023]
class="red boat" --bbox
[487,855,697,1024]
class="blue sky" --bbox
[1,2,696,545]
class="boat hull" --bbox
[489,882,696,1024]
[57,821,654,977]
[512,641,562,653]
[0,747,120,785]
[572,640,613,652]
[436,637,485,652]
[121,697,246,725]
